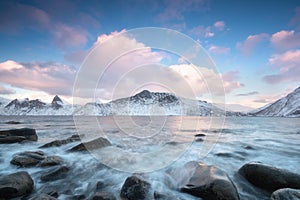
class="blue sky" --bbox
[0,0,299,109]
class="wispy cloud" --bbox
[0,85,15,95]
[237,33,269,56]
[0,60,76,96]
[263,49,300,84]
[190,21,226,39]
[208,45,230,55]
[270,30,300,50]
[236,91,259,96]
[157,0,208,23]
[214,21,225,31]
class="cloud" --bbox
[157,0,208,23]
[270,30,300,50]
[214,21,225,31]
[237,33,269,56]
[290,7,300,29]
[190,20,226,39]
[0,60,76,96]
[236,91,259,96]
[263,50,300,84]
[221,71,244,93]
[53,23,88,48]
[208,45,230,55]
[0,1,88,49]
[0,85,15,95]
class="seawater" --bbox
[0,116,299,200]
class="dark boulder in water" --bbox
[91,191,116,200]
[41,165,69,182]
[0,171,34,199]
[5,121,21,124]
[271,188,300,200]
[120,176,151,200]
[68,137,111,152]
[170,161,240,200]
[29,193,58,200]
[238,162,300,192]
[0,128,37,143]
[40,134,81,148]
[40,156,63,167]
[11,151,45,167]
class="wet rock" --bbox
[40,135,81,148]
[171,161,239,200]
[69,194,86,200]
[41,166,69,182]
[11,151,45,167]
[120,176,151,200]
[0,171,34,199]
[68,137,111,152]
[40,156,63,167]
[238,162,300,192]
[194,133,206,137]
[0,128,37,143]
[271,188,300,200]
[91,192,116,200]
[194,138,203,142]
[5,121,21,124]
[243,145,255,150]
[29,193,57,200]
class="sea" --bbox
[0,116,299,200]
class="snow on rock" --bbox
[250,87,300,117]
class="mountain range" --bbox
[0,87,299,117]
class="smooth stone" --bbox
[11,151,45,167]
[0,128,37,142]
[41,166,69,182]
[120,176,151,200]
[40,156,63,167]
[91,191,116,200]
[68,137,111,152]
[0,135,27,143]
[194,133,206,137]
[29,193,58,200]
[271,188,300,200]
[171,161,240,200]
[5,121,21,124]
[40,135,81,148]
[0,171,34,199]
[238,162,300,192]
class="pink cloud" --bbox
[270,30,300,50]
[208,45,230,55]
[157,0,208,23]
[290,7,300,29]
[221,71,244,93]
[263,50,300,84]
[0,60,76,96]
[238,33,269,56]
[214,21,225,31]
[53,24,88,48]
[190,26,214,38]
[0,85,15,95]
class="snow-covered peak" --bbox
[251,86,300,117]
[51,95,63,109]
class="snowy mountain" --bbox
[73,90,225,116]
[250,87,300,117]
[1,95,74,115]
[0,90,227,116]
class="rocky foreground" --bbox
[0,128,300,200]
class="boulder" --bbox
[40,135,81,148]
[68,137,111,152]
[0,128,37,143]
[238,162,300,192]
[41,166,69,182]
[40,156,63,167]
[91,191,116,200]
[11,151,45,167]
[172,161,239,200]
[5,121,21,124]
[271,188,300,200]
[29,193,58,200]
[0,171,34,199]
[120,176,151,200]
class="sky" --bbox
[0,0,300,110]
